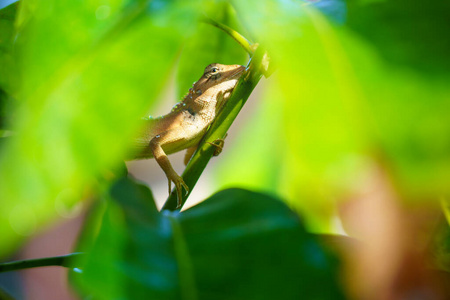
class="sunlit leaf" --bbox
[72,177,345,299]
[217,0,364,230]
[215,0,450,230]
[0,0,202,257]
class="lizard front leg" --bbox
[150,132,189,208]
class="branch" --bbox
[162,47,267,211]
[203,17,273,78]
[0,252,84,273]
[201,17,255,56]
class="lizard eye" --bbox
[210,67,219,73]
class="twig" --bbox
[201,17,255,56]
[0,252,84,273]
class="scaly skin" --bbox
[132,63,245,208]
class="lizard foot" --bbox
[207,134,227,156]
[168,175,189,209]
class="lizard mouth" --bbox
[228,65,246,79]
[224,65,246,92]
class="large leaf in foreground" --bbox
[72,177,345,299]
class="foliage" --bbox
[0,0,206,254]
[215,0,450,229]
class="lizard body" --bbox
[131,63,245,207]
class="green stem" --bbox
[201,17,254,56]
[167,215,198,300]
[162,47,267,211]
[0,252,84,273]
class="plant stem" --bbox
[201,17,255,56]
[162,47,267,211]
[0,252,84,273]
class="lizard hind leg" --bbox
[207,133,228,156]
[184,134,226,165]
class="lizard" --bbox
[130,63,246,208]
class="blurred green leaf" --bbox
[0,0,203,257]
[217,0,366,230]
[0,2,17,95]
[72,177,345,299]
[0,88,14,129]
[0,2,18,128]
[214,0,450,231]
[429,216,450,273]
[346,0,450,74]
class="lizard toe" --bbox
[173,176,189,209]
[207,139,225,156]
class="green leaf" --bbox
[0,88,14,129]
[346,0,450,74]
[0,0,202,257]
[0,2,19,129]
[214,0,450,230]
[217,0,362,230]
[429,216,450,273]
[0,2,18,95]
[72,177,345,299]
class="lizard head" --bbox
[193,63,245,95]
